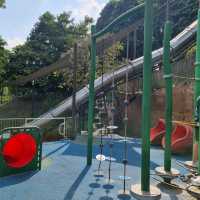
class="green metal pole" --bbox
[199,115,200,174]
[195,8,200,174]
[194,9,200,168]
[163,21,173,172]
[141,0,153,192]
[72,43,78,139]
[87,25,96,165]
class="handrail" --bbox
[93,3,145,39]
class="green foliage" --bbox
[0,37,8,82]
[6,11,93,97]
[96,0,198,58]
[0,0,8,101]
[152,0,198,50]
[0,0,5,8]
[28,12,73,65]
[97,0,142,32]
[0,37,9,103]
[103,42,124,67]
[186,45,196,58]
[97,42,124,77]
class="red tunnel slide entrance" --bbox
[2,133,37,169]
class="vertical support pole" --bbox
[194,9,200,171]
[141,0,153,192]
[87,25,96,165]
[133,29,137,60]
[198,101,200,174]
[72,43,78,139]
[80,107,84,131]
[163,21,172,172]
[31,80,35,118]
[38,129,43,170]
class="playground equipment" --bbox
[104,43,118,184]
[150,119,165,145]
[86,1,162,199]
[151,118,193,153]
[118,34,131,197]
[94,43,108,176]
[162,124,193,154]
[131,1,161,199]
[183,4,200,175]
[28,19,197,129]
[95,99,107,177]
[0,127,42,177]
[2,1,199,199]
[154,1,180,182]
[86,2,145,166]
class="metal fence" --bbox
[0,117,79,138]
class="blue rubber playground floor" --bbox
[0,136,196,200]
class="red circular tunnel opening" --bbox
[2,133,37,169]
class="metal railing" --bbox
[0,117,78,138]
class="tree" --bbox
[96,0,198,58]
[97,0,142,32]
[0,0,5,8]
[96,42,124,80]
[0,37,8,100]
[0,37,8,77]
[6,11,93,98]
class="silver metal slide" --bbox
[30,21,197,127]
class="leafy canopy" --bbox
[96,0,198,57]
[0,0,5,8]
[6,11,93,97]
[0,37,8,84]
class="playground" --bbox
[0,0,200,199]
[0,138,196,200]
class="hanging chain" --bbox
[97,39,106,173]
[108,58,115,181]
[122,33,130,193]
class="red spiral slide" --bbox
[162,124,193,154]
[150,119,166,145]
[1,133,37,169]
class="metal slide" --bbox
[30,21,197,127]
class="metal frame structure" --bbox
[87,1,160,197]
[86,3,145,166]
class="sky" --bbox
[0,0,108,49]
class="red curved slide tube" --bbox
[2,133,37,169]
[150,118,166,145]
[162,124,193,154]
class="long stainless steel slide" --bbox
[30,21,197,127]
